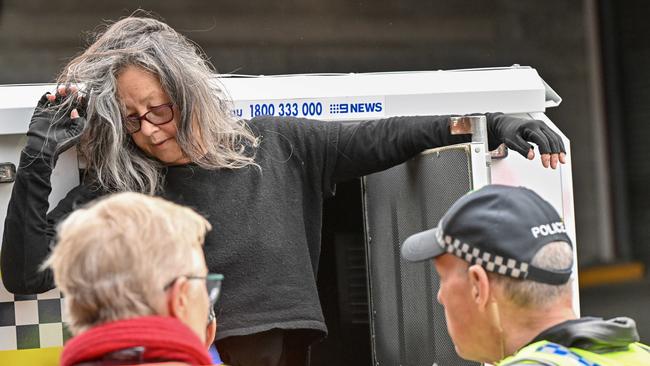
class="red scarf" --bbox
[61,316,212,366]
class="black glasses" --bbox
[164,273,224,306]
[124,102,175,134]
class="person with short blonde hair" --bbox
[45,192,221,366]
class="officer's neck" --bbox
[498,297,576,357]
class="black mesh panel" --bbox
[362,145,479,366]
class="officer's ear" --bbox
[467,264,491,310]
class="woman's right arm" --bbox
[0,155,94,293]
[0,90,90,294]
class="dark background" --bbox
[0,0,616,264]
[1,0,648,364]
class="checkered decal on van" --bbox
[0,279,71,350]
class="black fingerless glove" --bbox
[486,112,565,157]
[24,93,86,164]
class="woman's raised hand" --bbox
[25,85,87,162]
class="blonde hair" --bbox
[487,241,573,308]
[44,192,211,334]
[56,14,259,194]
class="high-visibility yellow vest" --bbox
[497,340,650,366]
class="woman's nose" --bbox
[138,119,160,136]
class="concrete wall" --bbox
[0,0,610,265]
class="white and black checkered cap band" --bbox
[440,233,530,280]
[401,228,571,284]
[401,227,446,262]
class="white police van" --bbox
[0,66,578,366]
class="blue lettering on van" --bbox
[329,102,383,114]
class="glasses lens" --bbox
[207,306,216,324]
[205,274,223,304]
[146,104,174,124]
[124,117,140,134]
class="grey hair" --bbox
[488,241,573,308]
[56,15,259,194]
[43,192,211,334]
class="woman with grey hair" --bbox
[1,15,566,366]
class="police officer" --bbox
[402,185,650,365]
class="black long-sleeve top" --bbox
[1,115,470,340]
